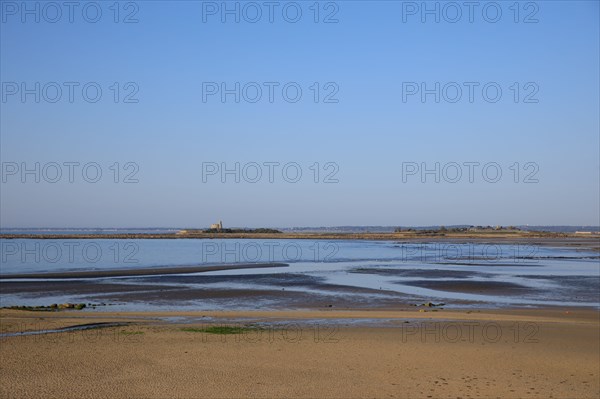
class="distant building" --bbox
[210,220,223,230]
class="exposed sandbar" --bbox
[0,262,288,280]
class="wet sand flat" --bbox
[0,272,412,310]
[402,280,534,295]
[0,262,288,280]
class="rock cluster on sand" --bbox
[4,303,87,311]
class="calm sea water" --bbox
[0,228,180,235]
[1,238,599,309]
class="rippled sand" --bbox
[1,308,598,398]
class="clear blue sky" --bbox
[1,0,598,227]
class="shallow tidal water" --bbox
[1,239,598,310]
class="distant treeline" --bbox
[394,226,521,233]
[203,228,282,234]
[281,225,599,233]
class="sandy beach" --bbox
[1,308,599,398]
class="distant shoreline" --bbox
[1,231,595,239]
[1,231,599,248]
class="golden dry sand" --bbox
[1,308,599,398]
